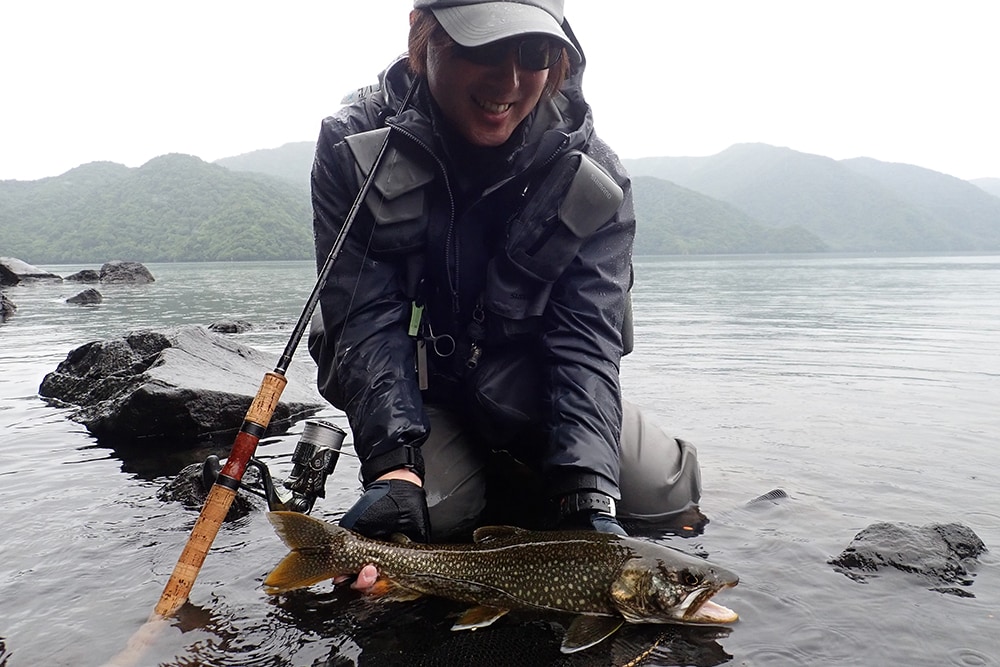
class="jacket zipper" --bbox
[386,121,460,313]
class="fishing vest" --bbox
[344,127,633,355]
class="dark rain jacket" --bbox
[308,46,635,500]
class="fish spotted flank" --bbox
[264,511,739,654]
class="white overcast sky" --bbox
[2,0,998,182]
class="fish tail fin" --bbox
[263,511,351,594]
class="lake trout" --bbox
[264,511,739,653]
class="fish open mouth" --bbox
[681,585,739,624]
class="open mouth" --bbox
[474,97,513,115]
[681,586,739,624]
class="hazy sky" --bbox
[3,1,998,182]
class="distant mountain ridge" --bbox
[1,154,312,263]
[2,143,998,264]
[624,143,1000,251]
[972,177,1000,199]
[215,142,315,189]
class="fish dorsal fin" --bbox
[472,525,528,543]
[452,605,510,630]
[561,616,625,654]
[388,532,413,544]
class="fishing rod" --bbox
[158,85,414,616]
[102,84,417,667]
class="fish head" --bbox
[610,548,739,625]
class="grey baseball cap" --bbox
[413,0,581,64]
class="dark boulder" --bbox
[0,257,63,286]
[38,325,325,445]
[99,260,155,284]
[67,288,103,305]
[1,292,15,321]
[830,521,987,597]
[209,319,253,334]
[65,269,101,283]
[157,460,263,520]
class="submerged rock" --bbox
[0,257,62,286]
[67,288,103,305]
[209,319,253,334]
[157,460,262,520]
[65,269,101,283]
[830,521,987,597]
[1,292,16,321]
[38,325,325,445]
[99,260,155,284]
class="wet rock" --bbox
[209,319,253,334]
[1,292,16,321]
[99,260,155,284]
[157,460,262,520]
[65,269,101,283]
[67,288,103,305]
[830,521,987,597]
[38,325,325,446]
[0,257,63,286]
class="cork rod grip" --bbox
[153,371,287,617]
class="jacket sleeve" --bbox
[307,115,429,479]
[541,138,635,499]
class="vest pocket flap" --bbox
[558,153,624,238]
[345,127,435,201]
[363,187,426,225]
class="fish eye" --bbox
[682,571,701,587]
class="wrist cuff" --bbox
[361,444,425,485]
[559,491,617,518]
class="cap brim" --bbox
[432,2,582,64]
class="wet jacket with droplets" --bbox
[307,54,635,499]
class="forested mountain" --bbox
[214,142,315,188]
[1,154,312,263]
[973,178,1000,199]
[841,158,1000,249]
[630,177,826,254]
[624,144,1000,252]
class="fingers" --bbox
[333,564,381,591]
[352,564,379,592]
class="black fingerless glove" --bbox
[339,479,431,543]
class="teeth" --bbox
[476,99,512,114]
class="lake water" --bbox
[1,255,998,666]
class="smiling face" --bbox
[425,38,551,148]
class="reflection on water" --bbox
[1,256,998,666]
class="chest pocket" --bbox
[486,150,624,326]
[345,127,435,255]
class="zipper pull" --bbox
[466,342,482,369]
[465,300,486,369]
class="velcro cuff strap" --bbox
[361,444,425,485]
[559,491,616,517]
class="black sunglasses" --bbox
[453,37,563,71]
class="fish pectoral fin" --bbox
[368,579,424,602]
[561,616,625,654]
[451,605,510,631]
